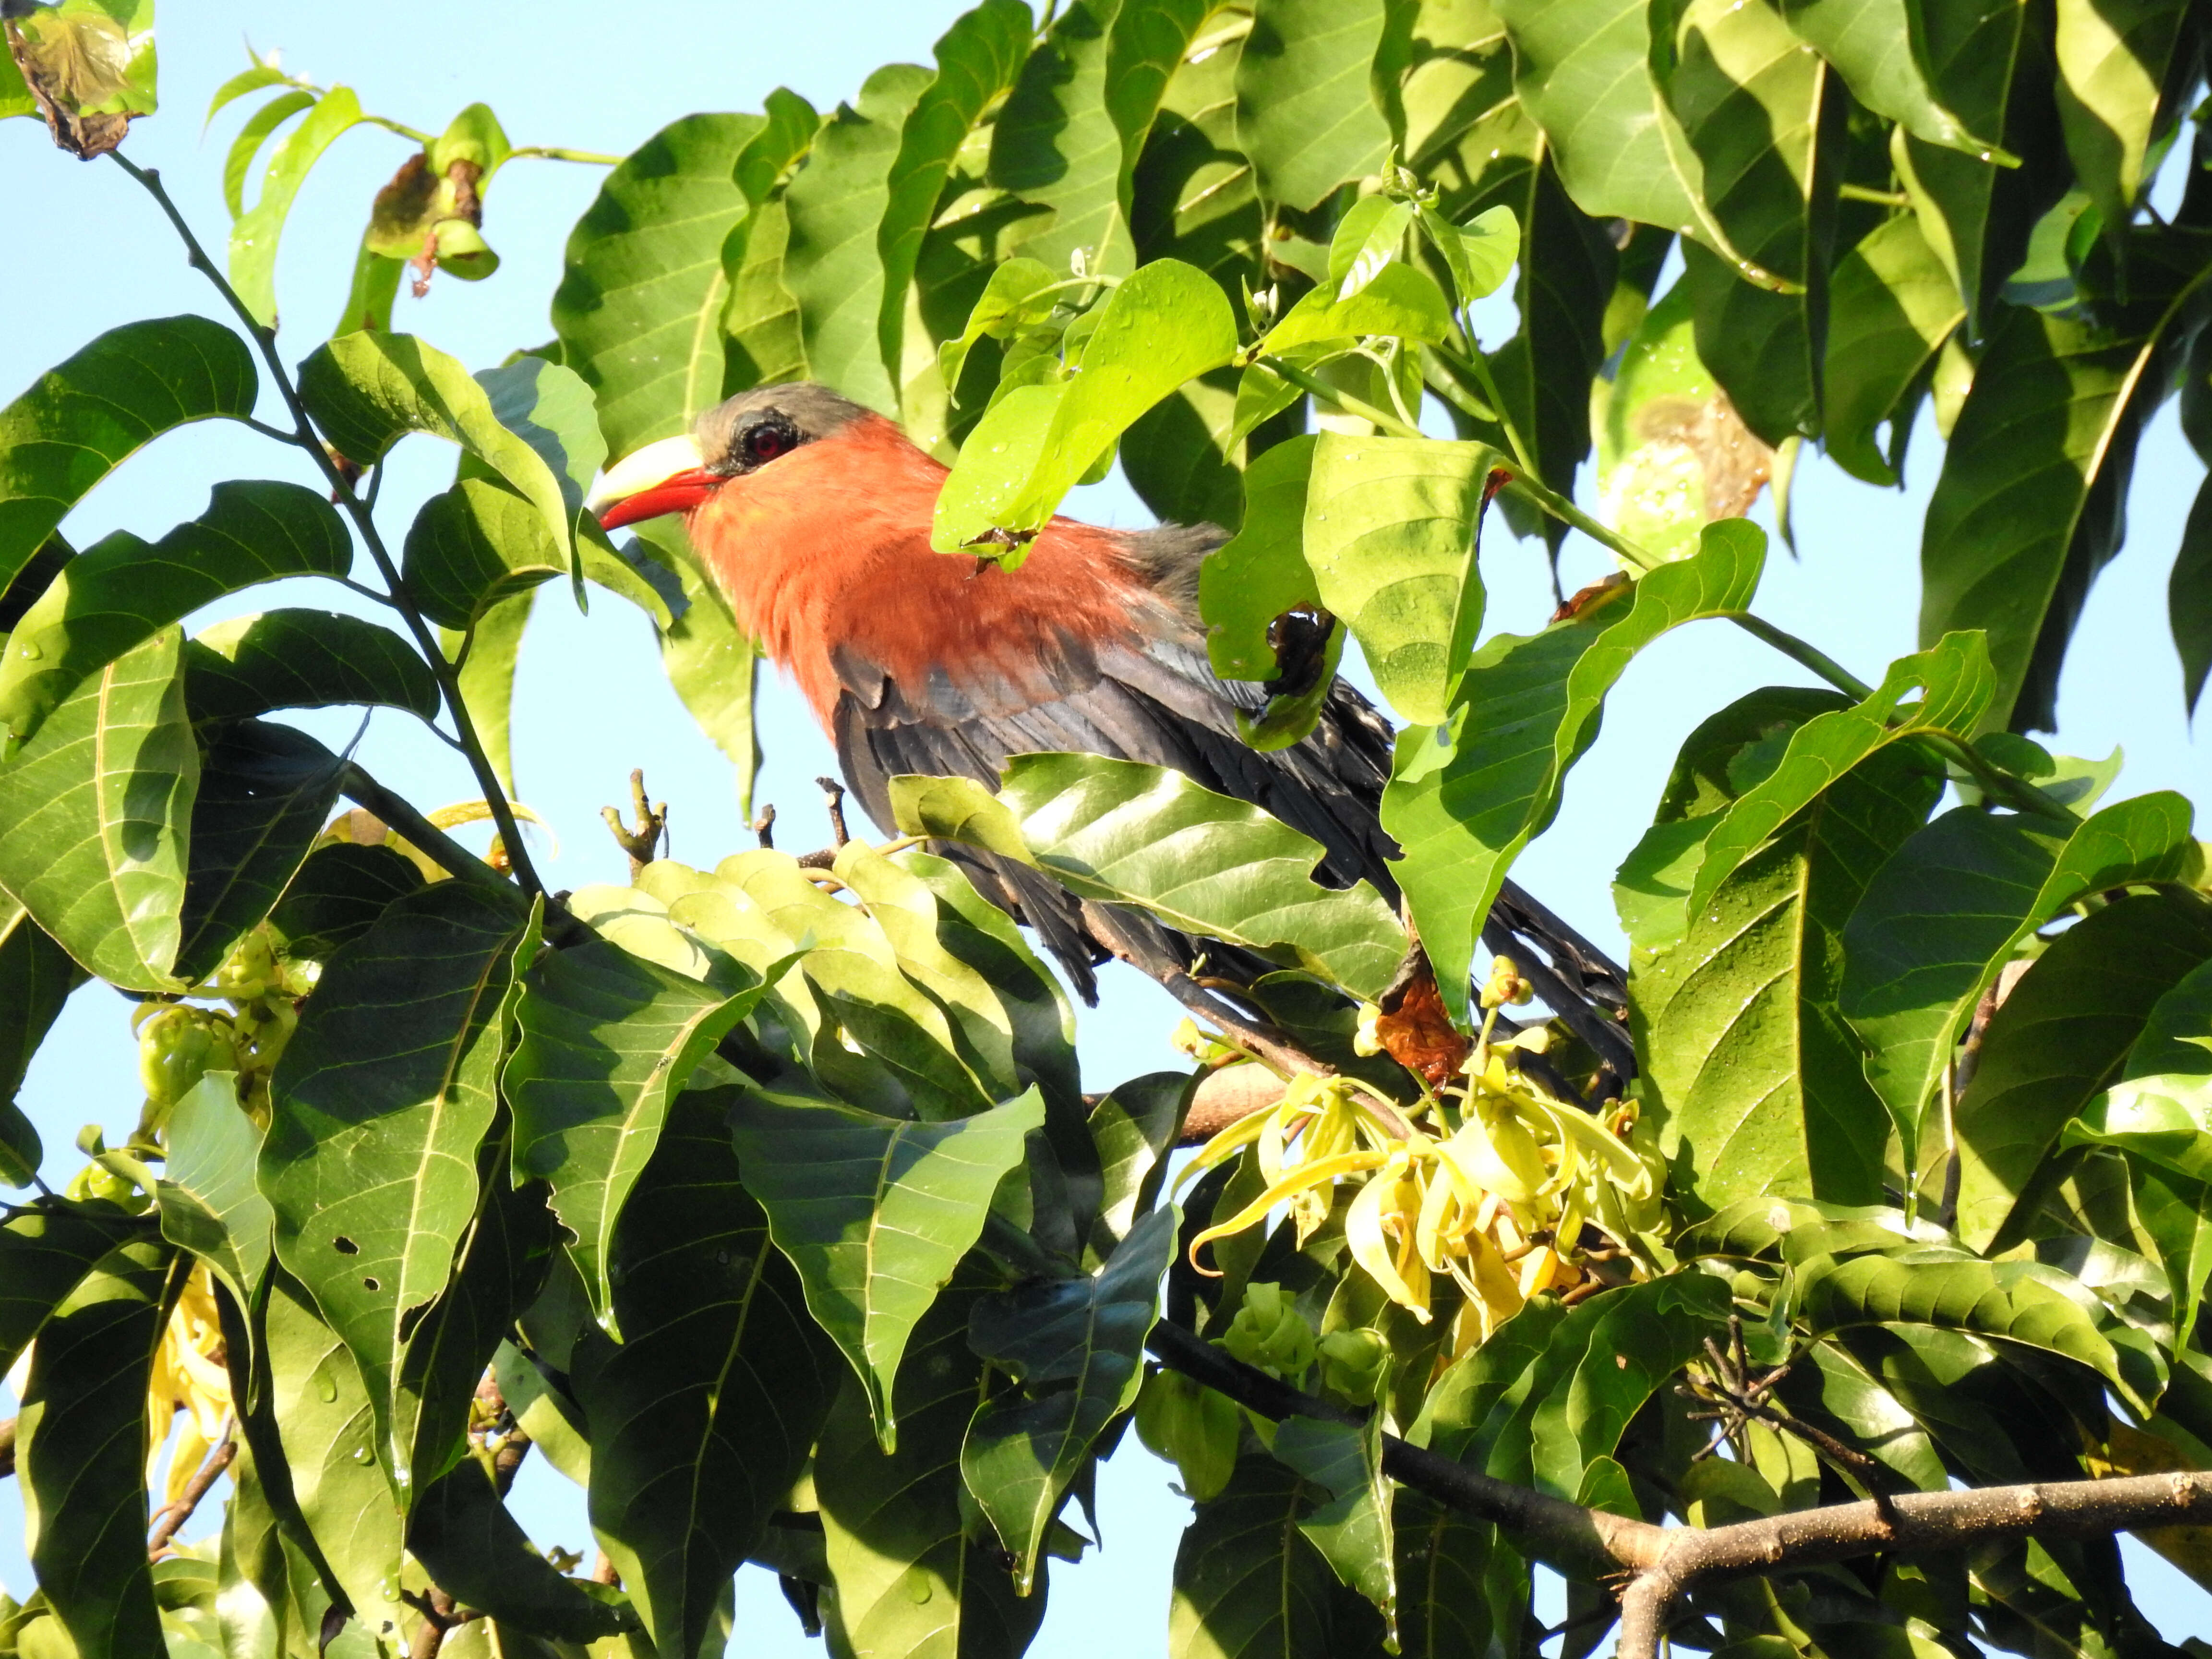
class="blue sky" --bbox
[1,1,2207,1648]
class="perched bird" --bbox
[589,384,1626,1070]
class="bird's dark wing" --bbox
[830,618,1400,1001]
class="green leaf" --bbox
[505,932,770,1327]
[878,0,1036,392]
[1684,631,1993,917]
[185,609,436,727]
[1639,746,1942,1210]
[407,1455,630,1644]
[1656,0,1840,443]
[781,63,935,413]
[551,113,761,460]
[0,481,352,749]
[0,906,78,1186]
[19,1234,171,1659]
[1261,261,1457,355]
[2131,957,2212,1080]
[406,477,670,636]
[0,627,196,991]
[1840,792,2201,1161]
[1777,0,1997,155]
[1329,194,1415,296]
[1419,202,1520,309]
[1954,890,2212,1250]
[176,721,347,985]
[258,1266,406,1643]
[444,589,530,798]
[2172,477,2212,718]
[1892,1,2060,333]
[721,90,825,393]
[890,755,1405,999]
[1495,0,1764,278]
[216,1441,293,1659]
[1394,1493,1522,1659]
[261,882,535,1496]
[1167,1452,1374,1659]
[963,1205,1177,1593]
[2061,1074,2212,1345]
[1822,214,1964,486]
[269,843,425,960]
[1272,1417,1397,1644]
[219,87,314,217]
[932,259,1240,554]
[814,1263,1048,1659]
[2053,0,2192,226]
[0,1205,145,1378]
[1235,0,1392,211]
[299,333,585,575]
[574,1092,842,1659]
[0,316,257,594]
[1302,430,1496,726]
[1919,300,2187,733]
[228,85,365,326]
[990,0,1137,278]
[723,1083,1042,1449]
[1088,1072,1188,1254]
[1799,1250,2132,1403]
[1198,435,1318,680]
[156,1070,274,1308]
[1384,519,1766,1020]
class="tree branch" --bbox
[147,1424,238,1557]
[1140,1310,2212,1659]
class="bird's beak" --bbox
[587,434,721,530]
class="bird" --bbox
[588,383,1628,1072]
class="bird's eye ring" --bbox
[744,422,793,463]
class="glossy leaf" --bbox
[0,480,351,749]
[1777,0,1995,154]
[1235,0,1392,211]
[406,477,671,635]
[505,930,769,1327]
[574,1092,842,1659]
[1920,301,2182,733]
[269,843,425,960]
[723,1082,1040,1447]
[1272,1416,1396,1643]
[2062,1074,2212,1345]
[815,1264,1048,1659]
[991,0,1135,277]
[878,0,1035,389]
[2053,0,2192,224]
[1954,890,2212,1249]
[1167,1452,1374,1659]
[0,627,196,991]
[219,87,313,218]
[962,1205,1177,1593]
[1299,431,1495,726]
[156,1070,274,1308]
[1841,792,2200,1160]
[552,113,762,460]
[1822,214,1964,486]
[1419,202,1520,308]
[890,755,1405,1000]
[1685,631,1993,917]
[19,1234,170,1659]
[407,1449,629,1643]
[258,1266,406,1642]
[0,315,256,593]
[177,721,347,983]
[1088,1071,1187,1254]
[933,259,1239,553]
[1496,0,1759,276]
[1260,262,1456,354]
[0,906,78,1186]
[1639,746,1941,1209]
[228,86,365,326]
[1384,520,1765,1021]
[0,1205,145,1379]
[261,882,536,1495]
[1199,435,1320,681]
[185,609,439,725]
[299,333,584,573]
[785,64,935,412]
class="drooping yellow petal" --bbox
[1185,1150,1389,1273]
[1346,1154,1431,1322]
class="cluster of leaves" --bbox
[6,2,2212,1658]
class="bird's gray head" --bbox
[693,383,873,477]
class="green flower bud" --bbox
[1317,1327,1390,1405]
[1223,1282,1316,1381]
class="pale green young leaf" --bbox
[228,86,365,325]
[220,89,313,218]
[1417,202,1520,308]
[1198,434,1320,680]
[1259,260,1455,353]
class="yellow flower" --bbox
[147,1265,232,1508]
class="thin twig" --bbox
[600,768,668,879]
[750,803,777,849]
[817,777,851,848]
[147,1423,237,1557]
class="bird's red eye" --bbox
[745,424,792,463]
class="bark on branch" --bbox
[1141,1316,2212,1659]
